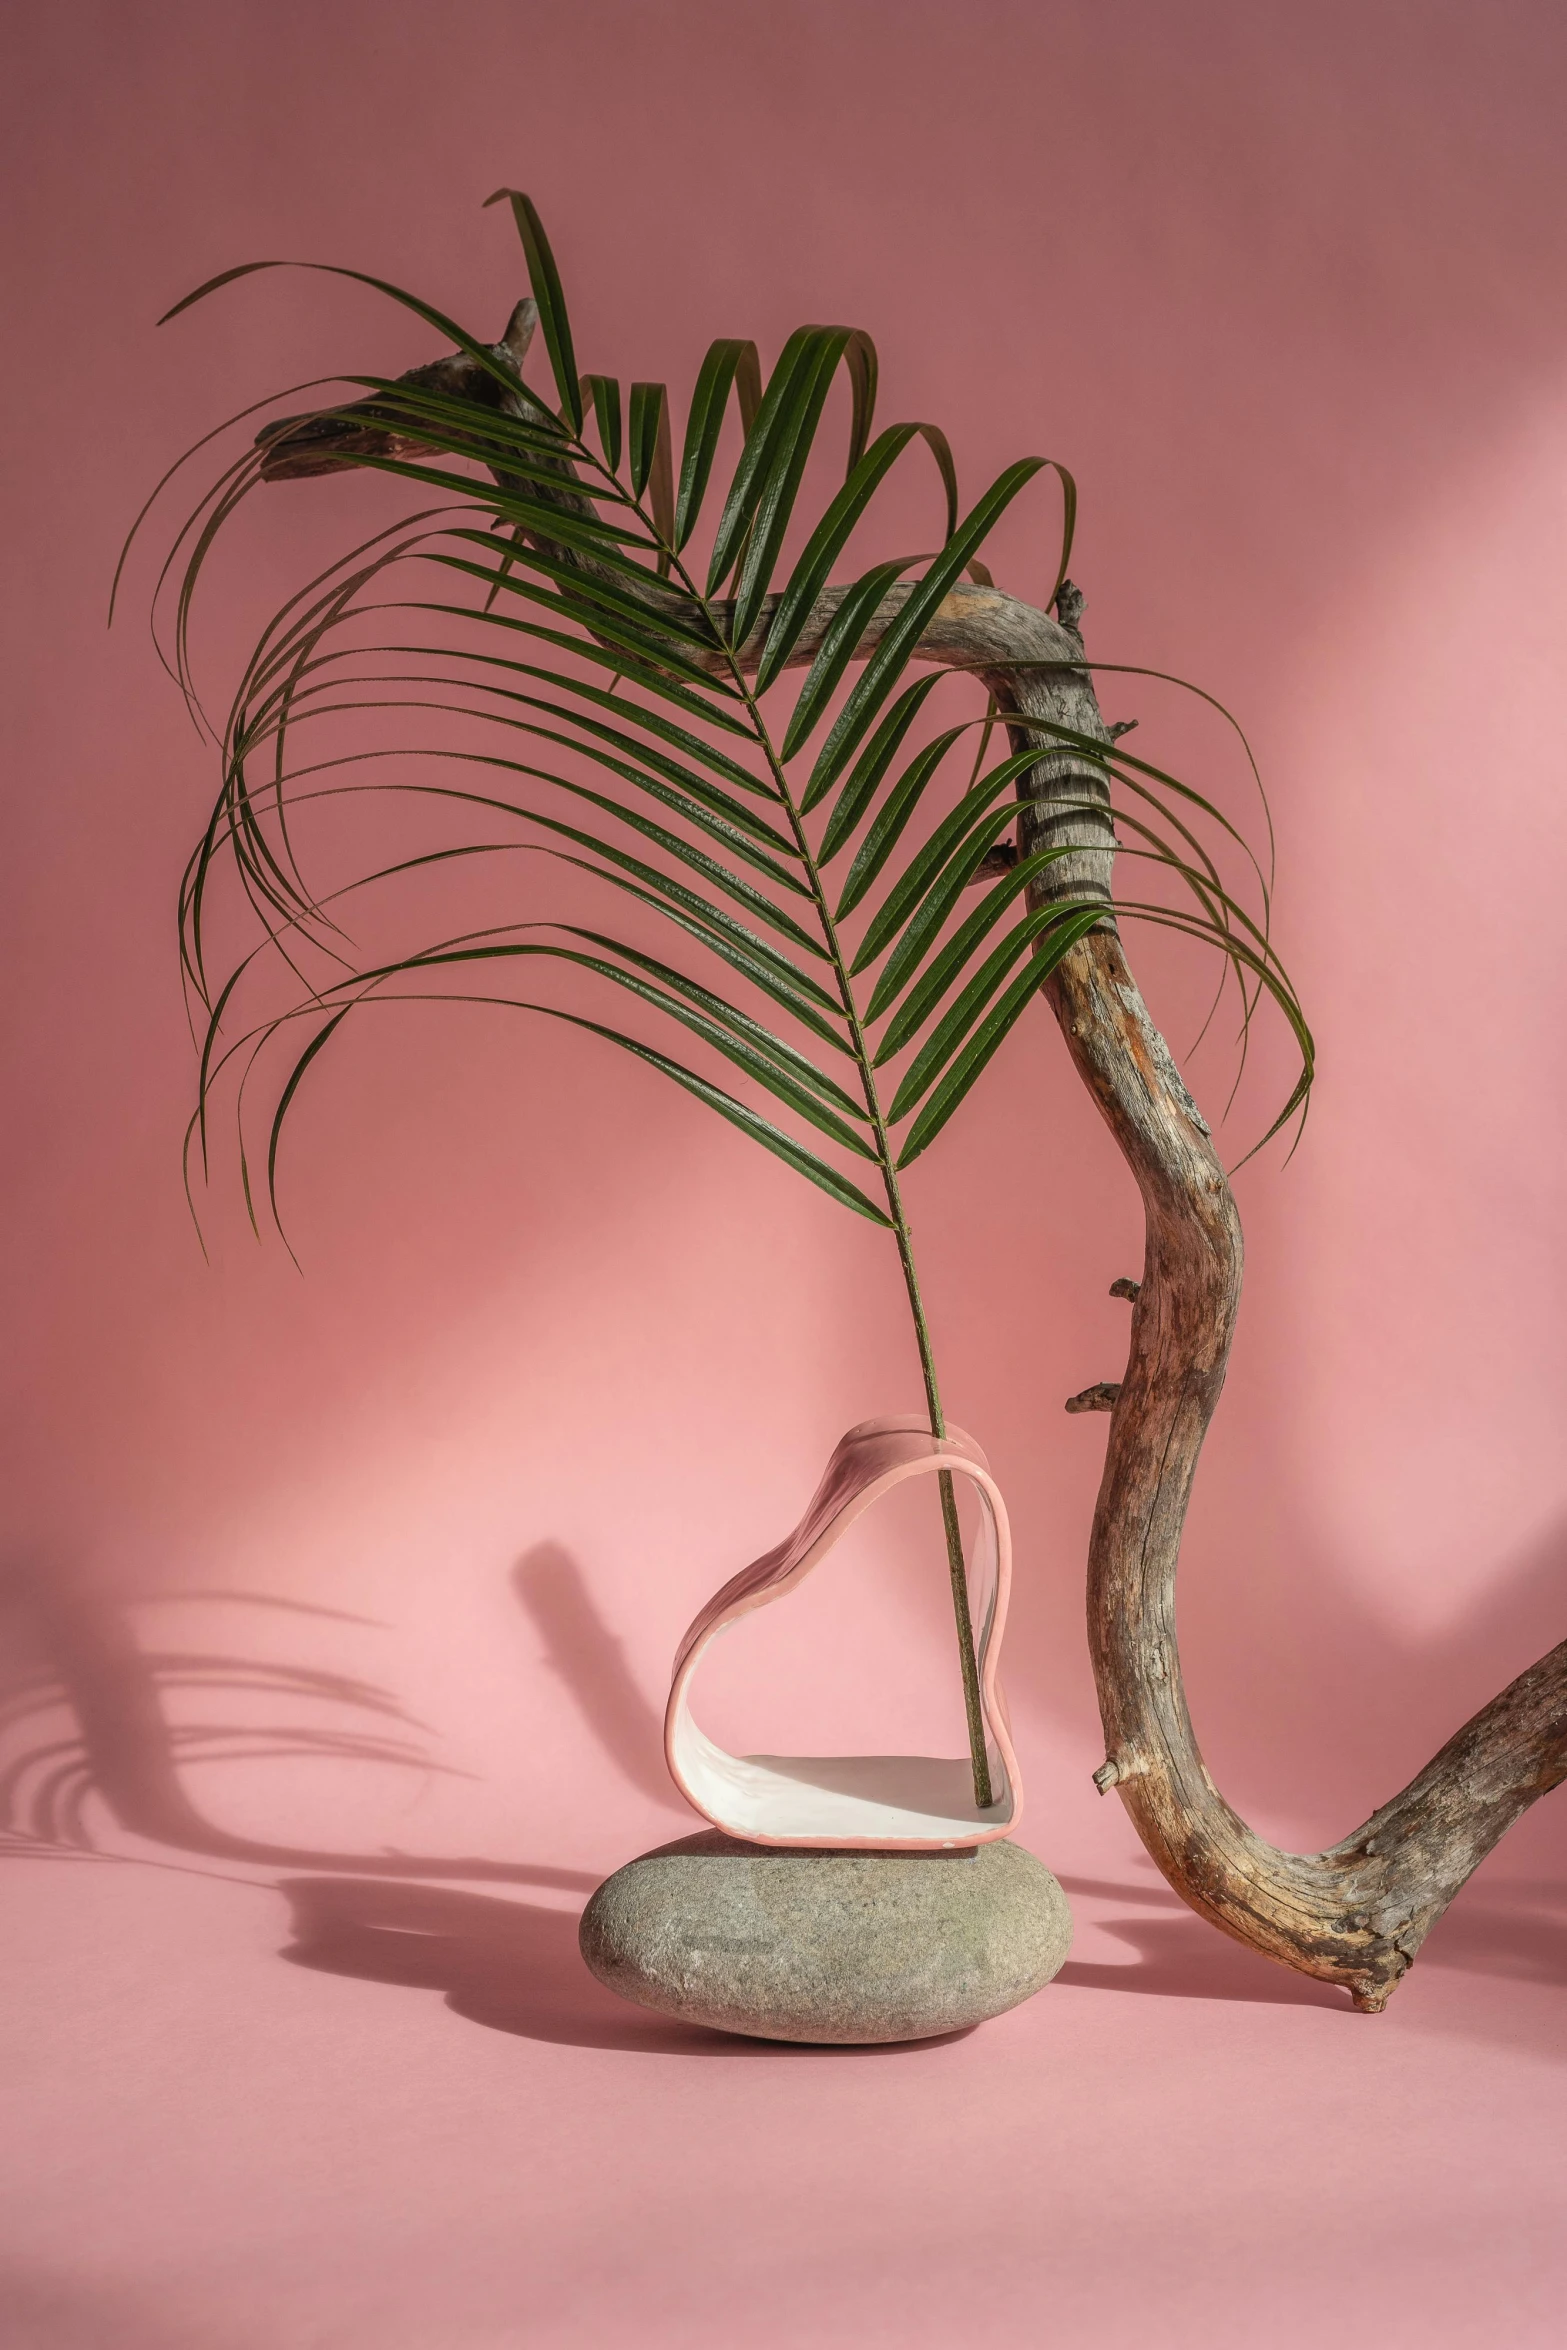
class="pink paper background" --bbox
[4,3,1566,2343]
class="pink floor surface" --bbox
[5,1807,1563,2350]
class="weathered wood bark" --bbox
[260,325,1567,2009]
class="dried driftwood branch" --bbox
[965,588,1567,2011]
[263,322,1567,2010]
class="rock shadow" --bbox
[278,1874,971,2057]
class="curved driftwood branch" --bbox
[1044,935,1567,2009]
[967,593,1567,2011]
[262,329,1567,2010]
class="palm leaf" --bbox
[778,558,916,757]
[703,326,822,595]
[863,799,1036,1020]
[758,426,924,692]
[804,460,1055,804]
[884,901,1096,1120]
[848,749,1043,961]
[581,374,623,473]
[483,189,582,429]
[340,935,875,1154]
[628,381,675,553]
[810,670,947,832]
[894,912,1104,1167]
[675,338,762,551]
[832,726,969,914]
[872,841,1080,1062]
[728,329,862,650]
[135,198,1311,1811]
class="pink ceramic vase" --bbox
[664,1416,1021,1850]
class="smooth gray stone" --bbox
[579,1830,1072,2044]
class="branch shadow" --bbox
[1052,1872,1347,2006]
[1413,1876,1567,1990]
[1050,1870,1567,2013]
[1057,1924,1347,2006]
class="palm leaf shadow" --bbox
[0,1560,589,1886]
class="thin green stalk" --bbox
[879,1148,995,1812]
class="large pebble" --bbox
[579,1830,1072,2043]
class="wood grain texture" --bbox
[262,339,1567,2007]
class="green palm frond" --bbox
[126,195,1313,1810]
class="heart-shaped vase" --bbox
[664,1415,1021,1850]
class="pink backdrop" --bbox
[4,3,1566,2343]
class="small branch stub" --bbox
[969,842,1019,884]
[1108,1277,1141,1302]
[1066,1382,1122,1415]
[1053,580,1087,633]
